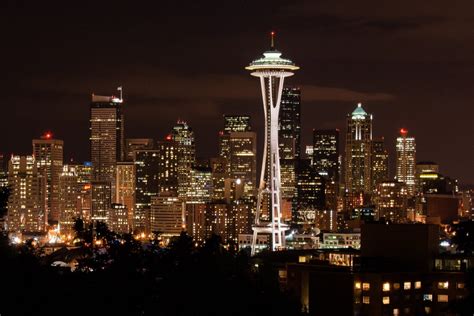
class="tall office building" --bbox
[223,115,251,133]
[313,129,340,181]
[345,103,373,196]
[396,128,416,196]
[279,87,301,159]
[134,150,160,232]
[150,193,184,237]
[124,138,154,161]
[7,156,45,232]
[89,93,124,191]
[371,138,389,190]
[33,132,63,223]
[58,165,81,234]
[210,157,226,201]
[374,181,408,223]
[0,153,8,188]
[90,181,111,222]
[71,162,93,184]
[218,116,257,199]
[228,132,257,198]
[116,162,135,229]
[294,159,325,225]
[108,203,129,233]
[171,120,196,199]
[185,165,213,203]
[157,138,179,194]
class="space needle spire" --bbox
[245,32,299,255]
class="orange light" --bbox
[166,134,172,141]
[400,128,408,135]
[84,184,91,190]
[43,131,53,139]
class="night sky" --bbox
[1,1,473,185]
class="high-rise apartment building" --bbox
[371,138,389,190]
[396,128,416,196]
[345,103,373,195]
[33,132,63,223]
[7,156,45,232]
[89,93,124,191]
[134,149,160,232]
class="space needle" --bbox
[246,32,299,255]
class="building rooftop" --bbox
[351,103,368,119]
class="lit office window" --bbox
[438,282,449,289]
[403,282,411,290]
[363,283,370,291]
[393,283,400,290]
[383,296,390,304]
[383,282,390,292]
[393,309,400,316]
[457,282,465,289]
[415,281,421,289]
[363,296,370,304]
[355,282,361,290]
[423,294,433,301]
[438,294,448,302]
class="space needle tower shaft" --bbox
[245,32,299,255]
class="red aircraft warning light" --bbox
[400,128,408,136]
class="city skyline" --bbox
[2,2,473,186]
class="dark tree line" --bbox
[0,212,303,316]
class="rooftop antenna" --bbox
[270,31,275,49]
[117,86,123,101]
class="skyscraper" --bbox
[279,87,301,160]
[7,156,45,232]
[157,137,179,195]
[33,132,63,223]
[246,33,299,254]
[171,120,196,199]
[90,181,111,222]
[58,165,81,234]
[150,193,184,238]
[134,149,159,232]
[371,138,389,190]
[294,159,325,225]
[116,162,135,229]
[89,92,124,189]
[313,129,339,181]
[374,181,408,223]
[345,103,373,196]
[223,115,251,133]
[396,128,416,196]
[124,138,154,161]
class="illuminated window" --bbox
[383,282,390,292]
[415,281,421,289]
[457,282,465,289]
[363,296,370,304]
[438,294,448,302]
[403,282,411,290]
[393,309,400,316]
[423,294,433,301]
[393,283,400,290]
[383,296,390,304]
[438,281,449,289]
[363,283,370,291]
[355,282,361,290]
[424,307,431,314]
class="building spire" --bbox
[270,31,275,49]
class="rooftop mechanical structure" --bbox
[245,33,299,255]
